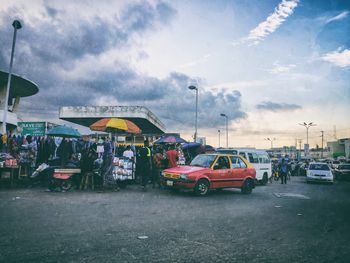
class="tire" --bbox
[61,180,72,191]
[241,179,253,194]
[194,179,210,196]
[261,174,268,185]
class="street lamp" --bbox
[2,20,22,134]
[188,85,198,142]
[220,113,228,147]
[265,137,276,149]
[299,122,316,156]
[218,129,221,148]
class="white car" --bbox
[306,162,334,184]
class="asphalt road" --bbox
[1,177,350,263]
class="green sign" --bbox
[18,122,46,136]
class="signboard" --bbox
[17,122,46,136]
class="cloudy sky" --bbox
[0,0,349,148]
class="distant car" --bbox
[161,154,256,196]
[306,163,334,184]
[334,164,350,180]
[326,160,340,169]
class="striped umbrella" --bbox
[89,118,141,134]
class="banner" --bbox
[17,122,46,136]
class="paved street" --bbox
[1,177,350,263]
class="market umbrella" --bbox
[205,145,216,153]
[46,125,81,138]
[89,118,141,134]
[154,135,188,144]
[181,142,202,150]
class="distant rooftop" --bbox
[59,106,166,135]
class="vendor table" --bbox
[0,166,19,188]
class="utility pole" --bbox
[2,20,22,134]
[218,129,221,148]
[299,122,316,157]
[320,131,324,158]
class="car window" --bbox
[238,152,245,159]
[339,165,350,170]
[257,153,270,163]
[309,164,330,171]
[216,150,237,154]
[230,156,240,168]
[190,155,216,168]
[238,157,247,168]
[214,156,230,169]
[248,153,259,163]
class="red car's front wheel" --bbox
[194,179,209,196]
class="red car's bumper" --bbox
[161,178,196,189]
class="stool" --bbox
[80,172,94,190]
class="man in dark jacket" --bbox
[138,140,152,191]
[279,157,289,184]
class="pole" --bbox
[321,131,324,158]
[225,116,228,147]
[194,88,198,142]
[2,21,21,134]
[299,122,316,157]
[218,129,220,148]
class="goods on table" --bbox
[112,157,135,181]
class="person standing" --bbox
[103,137,112,162]
[152,147,164,188]
[166,144,178,168]
[279,157,288,184]
[137,140,152,191]
[123,146,134,159]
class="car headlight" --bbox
[179,174,188,180]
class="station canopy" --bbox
[59,106,165,135]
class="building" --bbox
[0,70,39,132]
[59,106,166,140]
[327,138,350,159]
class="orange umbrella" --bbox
[89,118,141,134]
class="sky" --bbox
[0,0,349,149]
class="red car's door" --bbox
[228,156,248,187]
[211,156,232,188]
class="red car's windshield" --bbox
[190,155,216,168]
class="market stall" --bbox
[89,118,141,188]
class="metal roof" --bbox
[0,70,39,97]
[59,106,166,135]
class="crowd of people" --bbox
[0,132,195,192]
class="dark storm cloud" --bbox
[256,101,302,112]
[0,1,246,131]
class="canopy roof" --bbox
[59,106,165,135]
[0,70,39,97]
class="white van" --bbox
[216,148,272,185]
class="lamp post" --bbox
[218,129,221,148]
[299,122,316,156]
[220,113,228,147]
[265,137,276,149]
[2,20,22,134]
[188,85,198,142]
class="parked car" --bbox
[161,154,256,196]
[216,148,271,185]
[306,162,334,184]
[334,164,350,180]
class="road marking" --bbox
[274,193,310,199]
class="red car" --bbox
[161,154,256,196]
